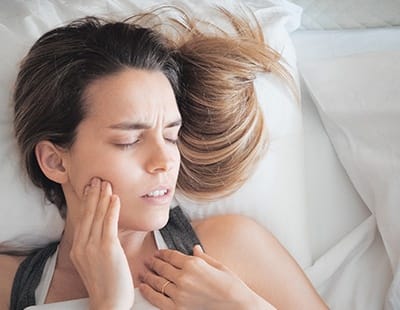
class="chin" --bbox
[120,207,170,231]
[152,211,170,229]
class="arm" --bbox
[140,214,328,310]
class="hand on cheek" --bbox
[70,177,134,310]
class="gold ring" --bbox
[161,280,171,295]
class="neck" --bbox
[56,215,151,274]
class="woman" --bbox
[0,8,327,310]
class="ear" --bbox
[35,141,69,184]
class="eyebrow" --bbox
[108,119,182,130]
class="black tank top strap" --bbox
[9,242,59,310]
[160,206,203,255]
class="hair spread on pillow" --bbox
[129,6,297,201]
[13,6,296,217]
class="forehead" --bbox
[83,69,179,123]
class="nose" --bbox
[145,140,176,174]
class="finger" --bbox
[103,194,120,240]
[75,177,101,245]
[140,270,176,299]
[155,249,188,269]
[145,256,179,282]
[139,283,174,310]
[90,181,112,242]
[193,244,225,269]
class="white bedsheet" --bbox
[299,70,392,310]
[293,28,400,309]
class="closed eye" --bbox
[116,140,139,150]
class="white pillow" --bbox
[0,0,311,268]
[0,26,65,251]
[300,49,400,272]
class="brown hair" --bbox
[145,7,296,200]
[13,16,180,217]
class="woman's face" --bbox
[63,69,181,231]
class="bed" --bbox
[0,0,399,309]
[292,2,400,308]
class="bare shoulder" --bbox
[192,214,327,309]
[0,254,26,309]
[192,214,280,268]
[192,214,269,246]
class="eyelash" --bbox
[117,142,138,150]
[116,138,178,149]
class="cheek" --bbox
[91,158,138,195]
[67,149,128,197]
[104,164,138,195]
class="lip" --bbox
[140,186,173,206]
[140,185,170,197]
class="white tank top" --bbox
[25,230,168,310]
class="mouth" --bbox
[143,189,168,198]
[141,187,172,205]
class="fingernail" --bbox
[101,181,107,190]
[91,177,100,186]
